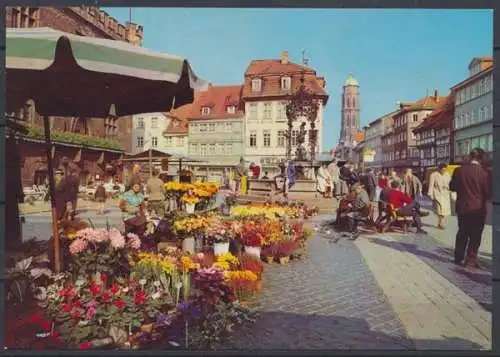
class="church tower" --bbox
[340,74,360,143]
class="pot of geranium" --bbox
[240,227,262,259]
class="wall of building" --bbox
[131,113,170,153]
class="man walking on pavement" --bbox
[450,148,491,268]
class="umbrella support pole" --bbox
[43,115,61,274]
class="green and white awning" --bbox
[6,27,206,89]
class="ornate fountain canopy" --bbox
[285,76,319,122]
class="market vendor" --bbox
[119,183,147,235]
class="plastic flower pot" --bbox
[213,242,230,256]
[182,237,195,253]
[244,246,261,258]
[279,256,290,265]
[185,203,195,214]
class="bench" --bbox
[378,202,413,234]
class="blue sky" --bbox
[104,8,492,150]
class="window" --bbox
[276,102,287,122]
[251,79,262,92]
[200,124,207,132]
[200,144,207,156]
[263,130,271,147]
[465,87,471,101]
[227,106,236,114]
[484,75,491,92]
[177,137,184,146]
[263,103,272,120]
[225,143,232,155]
[471,83,477,98]
[190,143,198,154]
[471,137,480,149]
[209,123,216,132]
[485,105,490,120]
[151,136,158,148]
[281,76,291,90]
[209,144,216,155]
[412,114,418,122]
[479,80,484,96]
[137,136,144,148]
[217,143,224,154]
[165,136,173,146]
[471,109,476,124]
[136,117,144,129]
[151,117,158,128]
[249,132,257,147]
[249,103,258,120]
[411,132,416,140]
[225,122,232,132]
[201,107,211,116]
[480,136,488,151]
[395,151,400,160]
[401,150,407,159]
[465,112,470,126]
[291,130,298,146]
[277,130,286,147]
[488,134,493,152]
[479,107,485,122]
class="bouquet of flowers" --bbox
[205,219,236,244]
[213,253,239,271]
[224,270,258,302]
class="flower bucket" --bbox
[244,245,261,258]
[168,198,178,211]
[185,203,195,214]
[182,237,195,253]
[265,256,274,264]
[214,242,230,256]
[279,256,290,265]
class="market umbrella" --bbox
[5,27,207,272]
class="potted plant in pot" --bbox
[181,189,199,214]
[205,220,235,256]
[240,221,265,258]
[261,244,277,264]
[275,240,299,264]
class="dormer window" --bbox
[201,106,211,116]
[227,106,236,114]
[281,76,291,90]
[251,79,262,92]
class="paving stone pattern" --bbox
[225,217,414,350]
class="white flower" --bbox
[139,279,147,286]
[152,292,162,300]
[122,287,129,293]
[176,282,183,289]
[78,320,89,327]
[153,281,161,287]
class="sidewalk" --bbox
[19,198,120,215]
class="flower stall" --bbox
[5,201,316,350]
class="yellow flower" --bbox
[213,253,239,270]
[225,270,258,282]
[180,256,197,272]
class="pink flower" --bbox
[109,228,125,249]
[126,233,141,249]
[75,228,109,243]
[69,238,88,255]
[85,306,96,319]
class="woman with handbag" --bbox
[427,164,451,229]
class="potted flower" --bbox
[240,230,262,258]
[261,244,277,264]
[206,220,236,255]
[181,189,199,214]
[275,240,299,264]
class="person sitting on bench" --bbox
[337,183,370,239]
[387,180,429,235]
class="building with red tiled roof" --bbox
[242,51,329,172]
[187,84,246,179]
[390,90,446,174]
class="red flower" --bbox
[62,303,72,313]
[100,273,108,282]
[90,282,101,296]
[114,299,125,309]
[110,284,121,295]
[29,313,42,324]
[79,341,92,350]
[39,319,51,331]
[102,292,111,302]
[74,300,83,308]
[71,310,81,319]
[133,290,146,305]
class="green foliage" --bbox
[25,124,122,150]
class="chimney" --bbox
[280,51,289,65]
[434,89,439,100]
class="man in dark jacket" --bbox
[450,148,491,267]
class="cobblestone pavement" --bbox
[224,216,413,350]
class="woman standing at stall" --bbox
[428,164,451,229]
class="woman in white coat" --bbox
[427,164,452,229]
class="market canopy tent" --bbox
[5,27,206,272]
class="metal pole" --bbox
[43,115,61,273]
[149,148,153,178]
